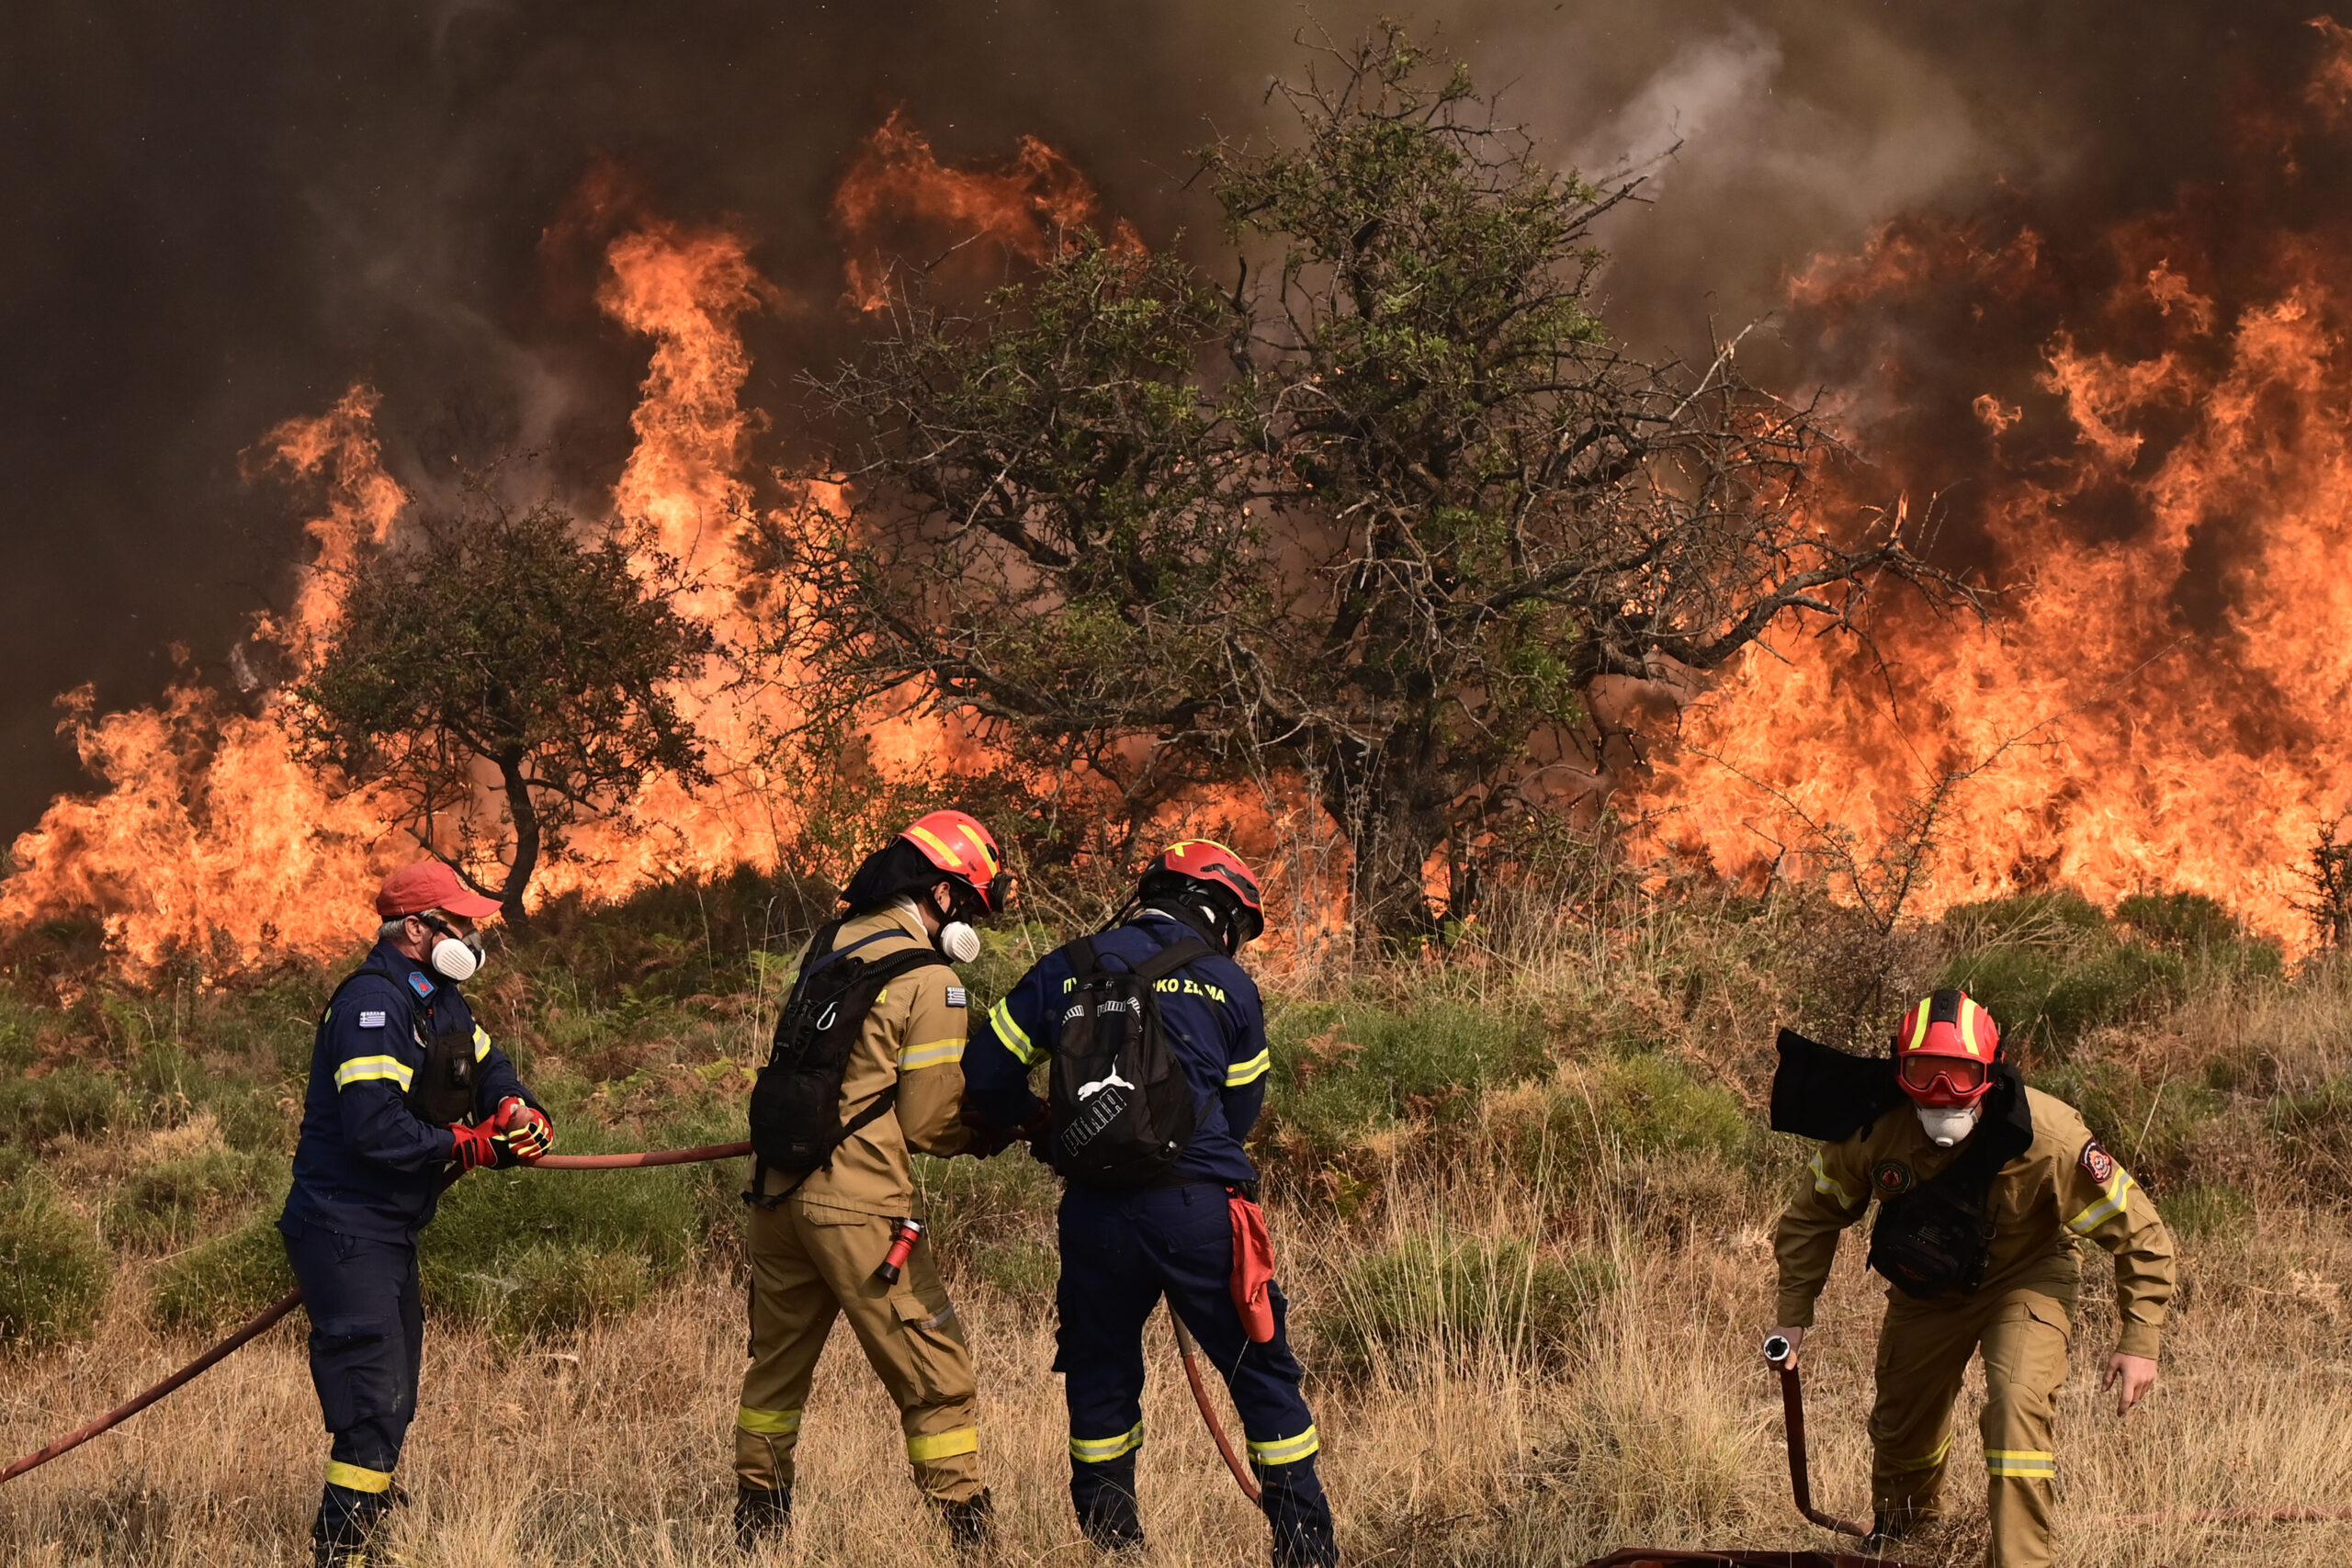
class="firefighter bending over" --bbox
[733,812,1011,1554]
[1770,989,2177,1568]
[279,861,555,1567]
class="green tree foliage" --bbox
[288,500,714,920]
[778,28,1969,937]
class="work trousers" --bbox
[1057,1182,1335,1566]
[280,1221,424,1540]
[1869,1287,2072,1568]
[735,1197,982,1505]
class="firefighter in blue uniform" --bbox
[963,841,1339,1567]
[278,861,554,1567]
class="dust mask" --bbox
[1916,1103,1980,1147]
[937,921,980,964]
[430,933,483,983]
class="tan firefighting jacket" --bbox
[1775,1085,2176,1359]
[751,903,971,1214]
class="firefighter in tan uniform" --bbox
[1770,989,2177,1568]
[733,812,1012,1554]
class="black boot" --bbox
[734,1483,792,1553]
[938,1487,995,1552]
[1071,1454,1145,1551]
[311,1493,389,1568]
[1864,1508,1916,1551]
[1261,1458,1339,1568]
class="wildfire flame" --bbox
[1642,32,2352,944]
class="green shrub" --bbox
[2113,891,2282,979]
[1314,1229,1611,1377]
[1487,1055,1750,1179]
[0,1176,110,1348]
[972,1236,1059,1303]
[435,1242,654,1342]
[1940,940,2187,1058]
[2030,1060,2224,1181]
[1944,890,2111,945]
[150,1213,297,1334]
[0,1066,125,1146]
[915,1149,1059,1256]
[1266,998,1549,1159]
[107,1147,280,1250]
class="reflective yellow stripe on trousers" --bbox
[908,1427,978,1463]
[1247,1426,1319,1466]
[737,1406,804,1437]
[1984,1448,2056,1478]
[325,1461,393,1494]
[1069,1423,1144,1462]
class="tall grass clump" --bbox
[0,1173,110,1348]
[150,1211,298,1334]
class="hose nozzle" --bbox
[1763,1333,1793,1366]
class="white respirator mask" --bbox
[419,916,485,983]
[937,921,980,964]
[1916,1103,1981,1147]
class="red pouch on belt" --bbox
[1228,1191,1276,1343]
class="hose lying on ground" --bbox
[0,1141,753,1484]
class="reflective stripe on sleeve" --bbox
[2065,1168,2134,1235]
[325,1461,394,1494]
[907,1427,978,1462]
[472,1024,491,1063]
[737,1406,803,1437]
[334,1055,414,1091]
[989,998,1041,1065]
[1225,1048,1272,1088]
[1984,1448,2057,1478]
[1809,1150,1856,1207]
[1069,1423,1144,1462]
[1247,1426,1319,1466]
[898,1038,967,1071]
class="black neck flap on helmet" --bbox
[841,839,985,922]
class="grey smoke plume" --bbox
[0,0,2321,834]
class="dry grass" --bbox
[6,1155,2352,1568]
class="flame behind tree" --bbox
[284,499,715,924]
[779,28,1976,939]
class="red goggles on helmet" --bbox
[1898,1053,1989,1100]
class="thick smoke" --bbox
[0,0,2325,835]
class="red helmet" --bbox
[899,810,1013,915]
[1139,840,1265,948]
[1893,988,2001,1108]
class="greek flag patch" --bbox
[357,1010,387,1029]
[945,987,968,1008]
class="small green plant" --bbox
[0,1066,125,1147]
[150,1212,298,1334]
[0,1174,110,1348]
[435,1242,655,1343]
[1266,998,1549,1162]
[107,1146,280,1251]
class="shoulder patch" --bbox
[356,1010,388,1029]
[944,987,968,1009]
[2079,1138,2116,1184]
[407,972,434,998]
[1871,1157,1916,1198]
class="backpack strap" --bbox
[1131,935,1213,985]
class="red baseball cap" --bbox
[376,861,503,920]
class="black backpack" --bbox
[748,919,945,1198]
[1046,932,1212,1186]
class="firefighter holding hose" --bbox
[1770,988,2177,1568]
[962,841,1340,1568]
[279,861,554,1568]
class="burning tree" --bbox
[778,28,1972,938]
[287,499,714,922]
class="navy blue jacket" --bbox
[282,942,537,1244]
[964,909,1270,1186]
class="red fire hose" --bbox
[1172,1311,1261,1502]
[1762,1335,1870,1539]
[0,1141,753,1485]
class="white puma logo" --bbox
[1077,1068,1135,1101]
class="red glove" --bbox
[494,1097,554,1163]
[448,1121,501,1173]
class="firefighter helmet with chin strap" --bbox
[1893,988,2001,1108]
[1137,840,1265,952]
